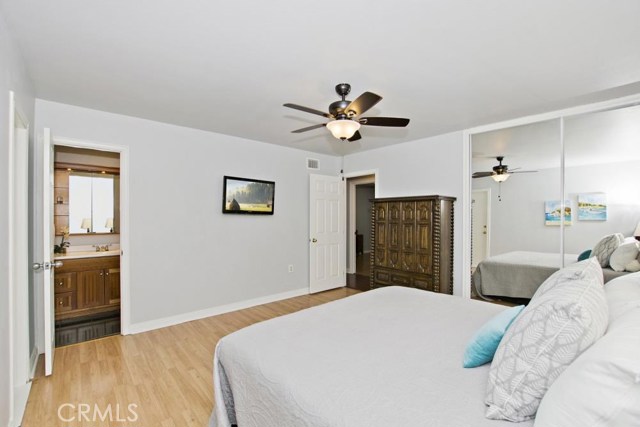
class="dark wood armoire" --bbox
[370,195,455,294]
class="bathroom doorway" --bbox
[51,145,122,347]
[346,173,376,291]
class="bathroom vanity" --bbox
[53,250,120,345]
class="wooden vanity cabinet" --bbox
[105,267,121,305]
[54,256,120,319]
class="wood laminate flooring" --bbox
[22,287,359,427]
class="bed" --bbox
[472,251,628,299]
[210,287,534,427]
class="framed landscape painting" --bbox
[578,193,607,221]
[545,200,572,226]
[222,176,275,215]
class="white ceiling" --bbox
[472,104,640,172]
[2,0,640,155]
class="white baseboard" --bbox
[29,345,39,379]
[127,287,309,334]
[11,382,32,427]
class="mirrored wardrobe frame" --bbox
[461,93,640,299]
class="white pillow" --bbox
[591,233,624,267]
[626,260,640,272]
[535,304,640,426]
[604,272,640,324]
[484,258,608,421]
[609,241,640,272]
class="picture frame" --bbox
[222,176,275,215]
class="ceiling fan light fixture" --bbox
[326,119,360,140]
[491,173,510,183]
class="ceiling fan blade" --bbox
[360,117,410,127]
[510,170,538,174]
[344,92,382,116]
[283,103,332,118]
[348,130,362,142]
[472,172,495,178]
[291,123,326,133]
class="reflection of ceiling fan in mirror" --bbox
[472,156,538,182]
[283,83,410,142]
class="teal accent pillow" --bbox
[463,305,525,368]
[578,249,592,261]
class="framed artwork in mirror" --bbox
[545,200,572,226]
[578,193,607,221]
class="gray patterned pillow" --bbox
[484,257,608,421]
[590,233,624,267]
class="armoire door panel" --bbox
[388,202,401,222]
[388,250,400,268]
[375,248,387,267]
[389,223,400,249]
[401,252,415,271]
[375,222,387,247]
[416,201,432,222]
[403,224,415,250]
[376,204,387,221]
[417,224,431,252]
[416,254,432,275]
[402,202,416,222]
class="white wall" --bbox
[34,100,341,341]
[476,160,640,256]
[355,186,374,252]
[0,9,35,426]
[343,131,465,295]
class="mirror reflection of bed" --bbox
[471,105,640,303]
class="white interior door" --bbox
[41,128,57,376]
[309,174,345,293]
[471,189,490,267]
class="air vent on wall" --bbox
[306,158,319,170]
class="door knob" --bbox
[32,262,43,271]
[311,238,317,243]
[52,261,63,268]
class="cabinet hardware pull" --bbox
[59,301,63,305]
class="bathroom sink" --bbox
[54,249,120,260]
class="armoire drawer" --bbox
[373,269,415,288]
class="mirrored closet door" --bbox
[470,102,640,301]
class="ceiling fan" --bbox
[472,156,538,182]
[283,83,410,142]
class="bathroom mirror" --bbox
[68,172,119,234]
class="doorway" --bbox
[471,189,490,268]
[51,146,121,347]
[346,174,376,291]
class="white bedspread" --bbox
[210,287,534,427]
